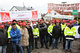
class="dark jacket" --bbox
[26,26,34,41]
[0,29,8,46]
[78,22,80,25]
[38,23,47,37]
[52,25,61,38]
[78,26,80,34]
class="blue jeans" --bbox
[65,40,73,50]
[12,42,24,53]
[0,46,7,53]
[52,38,59,48]
[23,46,31,53]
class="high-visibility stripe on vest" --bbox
[16,24,21,29]
[61,23,66,31]
[32,28,39,36]
[8,24,21,38]
[64,26,76,36]
[8,26,11,38]
[48,24,55,33]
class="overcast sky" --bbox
[0,0,80,13]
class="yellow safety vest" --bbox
[64,26,76,36]
[61,23,66,31]
[48,24,55,33]
[8,24,21,38]
[77,21,79,24]
[32,28,39,36]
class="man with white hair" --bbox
[32,24,39,49]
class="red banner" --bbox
[0,12,11,21]
[32,11,38,19]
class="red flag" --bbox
[32,11,38,19]
[0,12,11,21]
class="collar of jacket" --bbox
[11,27,18,31]
[68,25,73,29]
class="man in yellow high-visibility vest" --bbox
[48,20,55,35]
[32,24,39,49]
[61,20,66,49]
[8,20,21,38]
[64,20,76,53]
[61,20,66,31]
[48,20,55,46]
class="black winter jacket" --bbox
[39,23,47,36]
[52,25,61,38]
[0,29,8,46]
[26,26,34,41]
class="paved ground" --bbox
[25,39,80,53]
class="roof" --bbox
[10,6,34,11]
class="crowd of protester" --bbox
[0,19,80,53]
